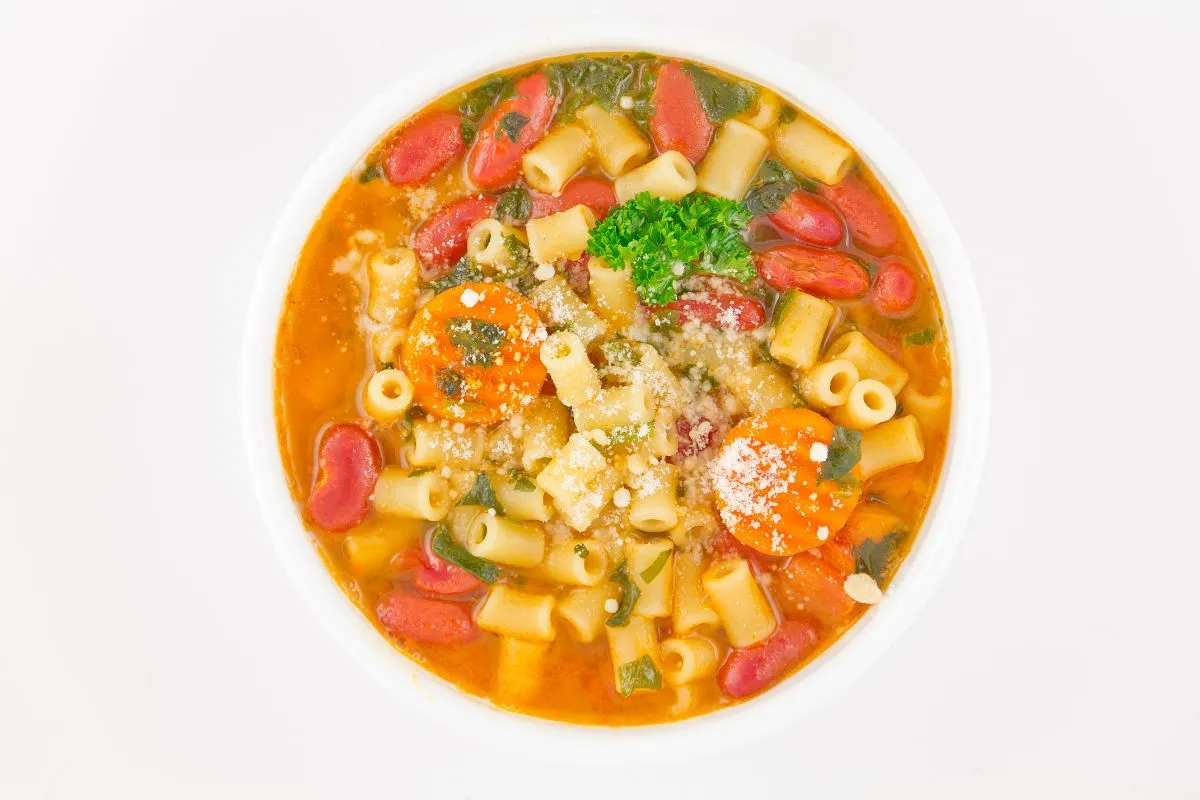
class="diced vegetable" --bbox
[305,424,381,532]
[717,620,819,698]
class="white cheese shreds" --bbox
[533,263,555,281]
[844,573,884,604]
[809,442,829,463]
[459,288,481,308]
[604,598,620,613]
[619,95,634,110]
[708,435,797,555]
[612,487,632,508]
[816,525,830,541]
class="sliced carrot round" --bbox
[401,282,547,425]
[711,407,861,556]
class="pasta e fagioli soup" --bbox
[274,53,951,725]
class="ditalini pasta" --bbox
[276,52,952,726]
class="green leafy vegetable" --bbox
[458,76,510,144]
[854,532,902,584]
[408,467,432,477]
[498,111,530,143]
[436,368,467,399]
[648,308,680,333]
[447,317,507,367]
[547,56,638,117]
[430,524,501,583]
[424,257,483,294]
[617,654,662,696]
[743,180,795,216]
[779,106,798,124]
[681,63,756,122]
[586,192,755,305]
[378,361,394,371]
[606,561,641,627]
[772,291,796,325]
[498,235,539,294]
[460,118,478,146]
[510,469,537,492]
[494,186,532,225]
[458,473,503,513]
[819,425,862,481]
[574,543,590,558]
[600,337,642,368]
[599,423,652,453]
[905,327,936,346]
[677,364,717,391]
[358,163,383,184]
[638,549,671,584]
[751,159,818,193]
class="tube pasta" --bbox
[539,331,602,407]
[824,331,910,394]
[466,218,521,265]
[770,291,834,369]
[587,258,638,328]
[648,412,679,458]
[540,538,610,586]
[801,359,859,410]
[833,378,897,430]
[476,585,556,641]
[556,584,615,642]
[522,124,593,194]
[573,385,655,432]
[672,549,721,635]
[535,433,607,503]
[577,104,651,176]
[660,637,719,687]
[899,384,949,430]
[494,474,554,522]
[466,514,545,567]
[702,558,777,648]
[525,205,595,264]
[627,538,674,618]
[628,463,679,533]
[530,275,608,347]
[629,343,686,413]
[858,415,925,479]
[772,114,855,185]
[696,119,770,200]
[726,362,797,415]
[668,506,717,548]
[520,396,572,472]
[371,466,450,521]
[363,368,414,422]
[606,616,661,693]
[371,327,406,367]
[367,247,420,326]
[614,150,697,203]
[408,419,485,467]
[557,467,621,532]
[740,90,783,130]
[496,636,550,703]
[444,505,484,544]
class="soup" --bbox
[274,53,951,725]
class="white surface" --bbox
[1,0,1197,796]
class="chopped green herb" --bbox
[430,525,501,583]
[638,548,671,584]
[752,158,818,193]
[408,467,432,477]
[547,56,637,117]
[498,235,539,293]
[677,364,717,391]
[680,63,756,122]
[905,327,936,346]
[819,425,862,482]
[586,192,755,305]
[606,561,641,627]
[358,163,383,184]
[494,186,533,225]
[459,76,509,118]
[435,368,468,399]
[599,423,652,452]
[460,118,478,146]
[424,257,483,294]
[378,361,394,371]
[573,543,590,558]
[648,307,681,333]
[779,106,798,124]
[458,473,503,513]
[447,317,507,367]
[772,291,796,325]
[743,180,795,216]
[757,340,777,363]
[509,469,537,492]
[865,493,888,505]
[498,111,530,143]
[854,532,902,585]
[601,337,642,368]
[617,654,662,696]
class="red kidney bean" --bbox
[820,173,899,253]
[530,176,617,221]
[376,591,477,645]
[753,244,870,298]
[304,424,381,532]
[717,620,820,699]
[382,110,465,187]
[869,257,919,317]
[563,257,591,298]
[650,61,714,164]
[674,416,717,459]
[468,72,558,190]
[412,195,497,270]
[766,190,844,247]
[414,550,482,595]
[664,292,766,331]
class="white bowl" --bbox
[241,21,990,761]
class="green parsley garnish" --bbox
[854,532,903,585]
[606,561,641,627]
[617,654,662,696]
[430,525,501,583]
[819,425,862,482]
[573,543,590,558]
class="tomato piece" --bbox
[766,190,844,247]
[530,176,617,221]
[717,620,820,699]
[820,537,856,576]
[468,72,558,190]
[753,244,870,298]
[305,424,381,532]
[869,257,919,317]
[674,416,717,459]
[819,174,899,253]
[415,551,482,594]
[776,552,859,626]
[841,503,903,547]
[412,195,497,271]
[382,110,465,187]
[662,292,766,331]
[376,591,477,644]
[650,61,714,164]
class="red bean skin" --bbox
[305,424,381,533]
[663,292,766,331]
[767,190,844,248]
[650,62,714,164]
[468,72,558,190]
[753,244,870,298]
[414,552,482,595]
[820,174,899,253]
[382,110,465,187]
[869,257,920,317]
[376,591,477,645]
[412,195,497,270]
[717,620,820,699]
[530,176,617,221]
[674,416,717,459]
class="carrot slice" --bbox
[401,282,547,425]
[710,407,861,556]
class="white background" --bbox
[2,0,1197,797]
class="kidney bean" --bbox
[382,110,465,187]
[376,591,477,645]
[820,173,899,253]
[767,190,844,247]
[412,195,497,270]
[663,292,766,331]
[753,244,870,298]
[650,61,714,164]
[468,72,558,190]
[414,547,482,595]
[530,176,617,221]
[304,424,381,532]
[563,257,591,298]
[717,620,820,699]
[674,416,717,459]
[869,257,919,317]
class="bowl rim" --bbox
[241,20,990,761]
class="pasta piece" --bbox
[522,124,593,194]
[739,90,783,130]
[447,468,478,498]
[772,114,855,185]
[467,218,522,266]
[672,549,721,635]
[466,513,545,567]
[577,104,651,176]
[628,463,679,533]
[371,327,406,367]
[702,557,777,648]
[573,385,655,432]
[536,433,607,503]
[496,636,550,704]
[800,359,859,410]
[668,506,717,548]
[485,423,520,466]
[520,396,572,472]
[476,585,556,641]
[407,419,486,467]
[629,343,686,414]
[771,291,834,369]
[526,205,595,264]
[606,616,661,694]
[371,466,450,521]
[557,467,621,532]
[726,362,797,415]
[614,150,697,203]
[444,505,483,544]
[858,415,925,479]
[696,119,770,200]
[647,412,679,458]
[363,368,414,422]
[530,275,608,347]
[670,685,697,717]
[899,383,950,430]
[627,538,674,618]
[556,584,614,642]
[538,331,602,408]
[832,378,897,430]
[660,636,719,686]
[824,331,910,394]
[540,538,610,586]
[494,473,554,522]
[587,258,638,328]
[367,247,420,326]
[343,517,424,575]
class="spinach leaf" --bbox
[573,543,590,558]
[447,317,507,366]
[854,532,902,584]
[430,525,501,583]
[600,337,641,368]
[358,163,383,184]
[498,111,530,143]
[905,327,936,346]
[617,654,662,696]
[458,76,510,144]
[778,105,798,124]
[744,180,795,216]
[435,368,467,399]
[819,425,862,482]
[606,561,641,627]
[458,473,503,513]
[548,56,637,117]
[424,257,483,294]
[494,186,532,225]
[510,469,537,492]
[680,63,756,122]
[498,235,539,294]
[638,549,671,584]
[408,467,432,477]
